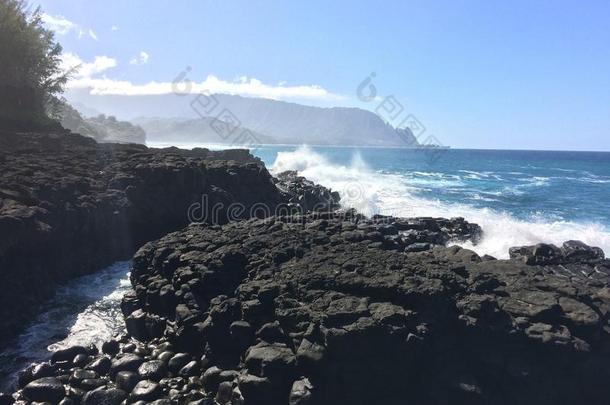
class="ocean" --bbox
[0,262,132,390]
[253,145,610,259]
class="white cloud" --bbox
[41,13,99,41]
[41,13,75,35]
[111,25,119,32]
[129,51,149,65]
[66,73,344,101]
[60,52,117,78]
[60,53,343,102]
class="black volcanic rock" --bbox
[22,377,65,402]
[274,170,341,212]
[108,211,610,404]
[138,360,166,381]
[510,240,605,265]
[130,379,162,401]
[82,386,127,405]
[0,130,284,343]
[7,211,610,404]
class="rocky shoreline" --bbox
[0,130,285,343]
[5,211,610,404]
[2,131,610,404]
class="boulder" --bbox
[22,377,65,403]
[167,353,192,374]
[51,346,88,364]
[289,377,314,405]
[509,243,563,265]
[115,371,140,392]
[510,241,605,266]
[101,340,120,356]
[18,362,55,387]
[86,357,112,375]
[274,170,340,212]
[130,380,162,402]
[109,354,143,377]
[82,386,127,405]
[244,342,296,379]
[562,240,605,262]
[138,360,166,381]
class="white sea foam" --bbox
[469,193,499,202]
[0,262,131,390]
[581,178,610,184]
[271,146,610,259]
[458,170,489,180]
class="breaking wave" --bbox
[271,146,610,259]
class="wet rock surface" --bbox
[0,131,283,342]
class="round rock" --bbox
[138,360,166,381]
[115,371,140,392]
[101,340,120,356]
[178,361,199,377]
[51,346,87,364]
[110,354,143,377]
[22,377,65,403]
[86,356,112,375]
[167,353,191,374]
[82,386,127,405]
[130,380,162,401]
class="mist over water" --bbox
[261,145,610,259]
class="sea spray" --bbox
[270,145,610,259]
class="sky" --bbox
[35,0,610,151]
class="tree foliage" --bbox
[0,0,67,128]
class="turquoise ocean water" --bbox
[253,145,610,259]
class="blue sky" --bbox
[36,0,610,151]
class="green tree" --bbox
[0,0,67,128]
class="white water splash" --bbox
[0,261,131,390]
[271,146,610,259]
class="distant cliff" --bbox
[205,94,419,147]
[67,92,419,147]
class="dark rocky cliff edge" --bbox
[0,130,284,344]
[2,131,610,405]
[7,210,610,404]
[118,216,610,405]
